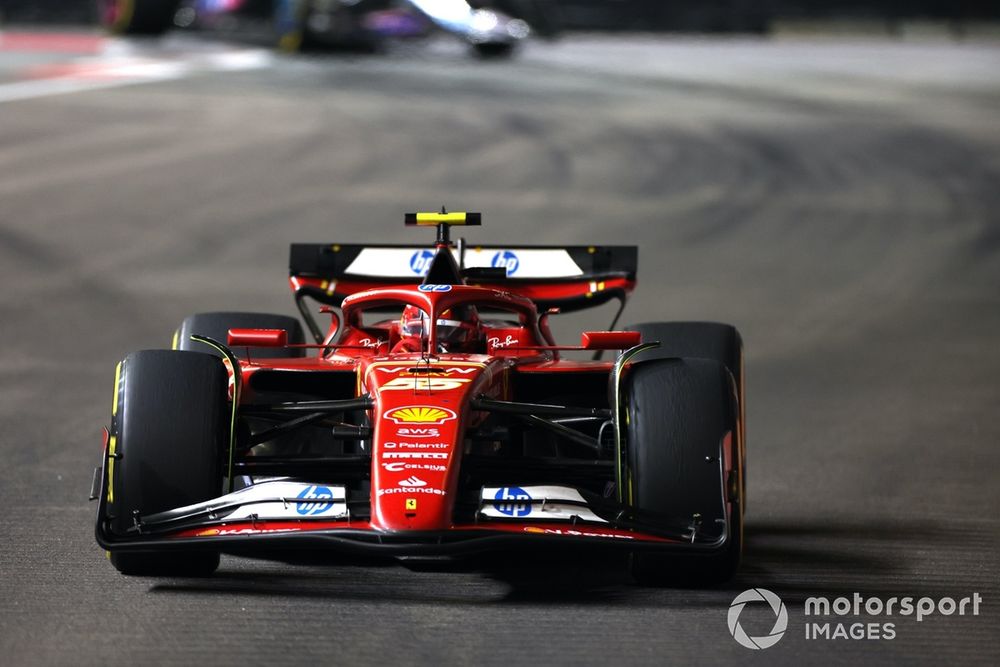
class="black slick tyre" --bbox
[623,358,741,586]
[473,41,516,59]
[107,350,226,576]
[625,321,746,502]
[174,312,306,358]
[98,0,180,35]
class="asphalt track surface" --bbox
[1,29,999,666]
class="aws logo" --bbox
[385,406,456,424]
[396,427,441,438]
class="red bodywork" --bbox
[234,285,631,536]
[95,229,742,562]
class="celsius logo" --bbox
[491,250,519,275]
[728,588,788,650]
[409,249,435,276]
[294,485,334,516]
[382,462,446,472]
[493,486,532,517]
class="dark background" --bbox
[3,0,1000,30]
[0,3,997,665]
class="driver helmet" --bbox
[400,304,481,353]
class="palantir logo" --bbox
[295,485,334,516]
[728,588,788,650]
[493,486,532,517]
[410,249,435,275]
[491,250,519,275]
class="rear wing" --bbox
[289,243,637,342]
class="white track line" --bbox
[0,74,175,104]
[0,46,272,104]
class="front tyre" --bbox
[98,0,180,35]
[106,350,227,576]
[625,321,746,504]
[623,358,742,586]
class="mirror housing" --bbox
[319,306,342,341]
[227,328,288,348]
[581,331,641,350]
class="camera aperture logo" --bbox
[728,589,983,648]
[728,588,788,649]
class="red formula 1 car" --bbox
[92,212,745,585]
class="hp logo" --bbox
[409,249,435,276]
[491,250,519,276]
[493,486,532,517]
[295,485,334,516]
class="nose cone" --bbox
[365,359,486,532]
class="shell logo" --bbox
[385,406,457,425]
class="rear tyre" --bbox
[623,358,741,586]
[174,312,306,359]
[98,0,180,35]
[625,321,745,502]
[107,350,227,576]
[472,41,516,59]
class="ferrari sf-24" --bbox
[92,212,746,585]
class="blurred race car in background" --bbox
[97,0,536,56]
[92,211,746,586]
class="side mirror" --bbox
[581,331,641,350]
[227,328,288,348]
[537,307,560,346]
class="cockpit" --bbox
[329,285,549,358]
